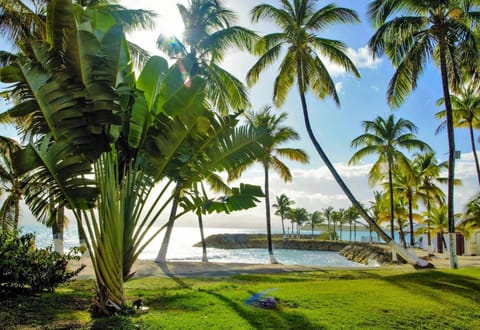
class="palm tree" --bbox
[231,106,308,263]
[308,210,323,239]
[286,207,309,239]
[392,165,419,248]
[331,208,344,241]
[247,0,430,267]
[273,193,295,237]
[322,206,334,240]
[436,83,480,186]
[458,194,480,237]
[368,0,480,269]
[0,136,26,232]
[344,206,359,242]
[413,152,447,253]
[156,0,257,114]
[350,114,431,241]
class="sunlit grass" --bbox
[1,267,479,329]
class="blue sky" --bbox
[1,0,478,229]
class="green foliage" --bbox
[0,232,84,292]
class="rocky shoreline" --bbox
[196,234,398,265]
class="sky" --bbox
[1,0,478,230]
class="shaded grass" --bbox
[1,267,479,329]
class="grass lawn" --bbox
[1,267,479,329]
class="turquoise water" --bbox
[19,225,368,267]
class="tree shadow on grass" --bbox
[380,270,480,306]
[204,290,326,330]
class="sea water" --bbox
[19,224,368,267]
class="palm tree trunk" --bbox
[387,164,395,240]
[397,219,407,248]
[408,193,414,247]
[281,216,286,236]
[349,221,352,242]
[327,218,331,240]
[439,40,458,269]
[53,205,65,255]
[197,211,208,262]
[297,89,431,268]
[263,164,277,263]
[333,220,336,240]
[468,122,480,187]
[156,184,181,263]
[14,192,20,231]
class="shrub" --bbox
[0,231,85,292]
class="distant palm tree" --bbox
[308,211,323,239]
[344,206,359,242]
[436,83,480,186]
[331,209,344,241]
[273,193,295,237]
[231,106,308,263]
[458,194,480,237]
[350,114,431,240]
[286,207,309,239]
[156,0,257,113]
[322,206,334,240]
[368,0,480,268]
[413,152,447,253]
[0,136,26,233]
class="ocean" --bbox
[19,224,371,267]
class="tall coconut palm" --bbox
[0,136,27,233]
[436,83,480,186]
[231,106,308,263]
[350,114,431,241]
[368,0,480,269]
[273,193,295,236]
[156,0,257,114]
[247,0,430,267]
[322,206,334,240]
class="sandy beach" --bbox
[71,250,480,280]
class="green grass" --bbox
[1,267,479,329]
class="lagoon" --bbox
[20,224,367,267]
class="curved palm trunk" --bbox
[281,216,286,236]
[264,164,278,264]
[439,41,458,269]
[298,89,431,268]
[198,211,208,262]
[468,122,480,187]
[156,184,182,263]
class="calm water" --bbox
[19,224,368,267]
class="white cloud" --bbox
[347,46,383,69]
[325,46,383,77]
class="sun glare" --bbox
[120,0,187,55]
